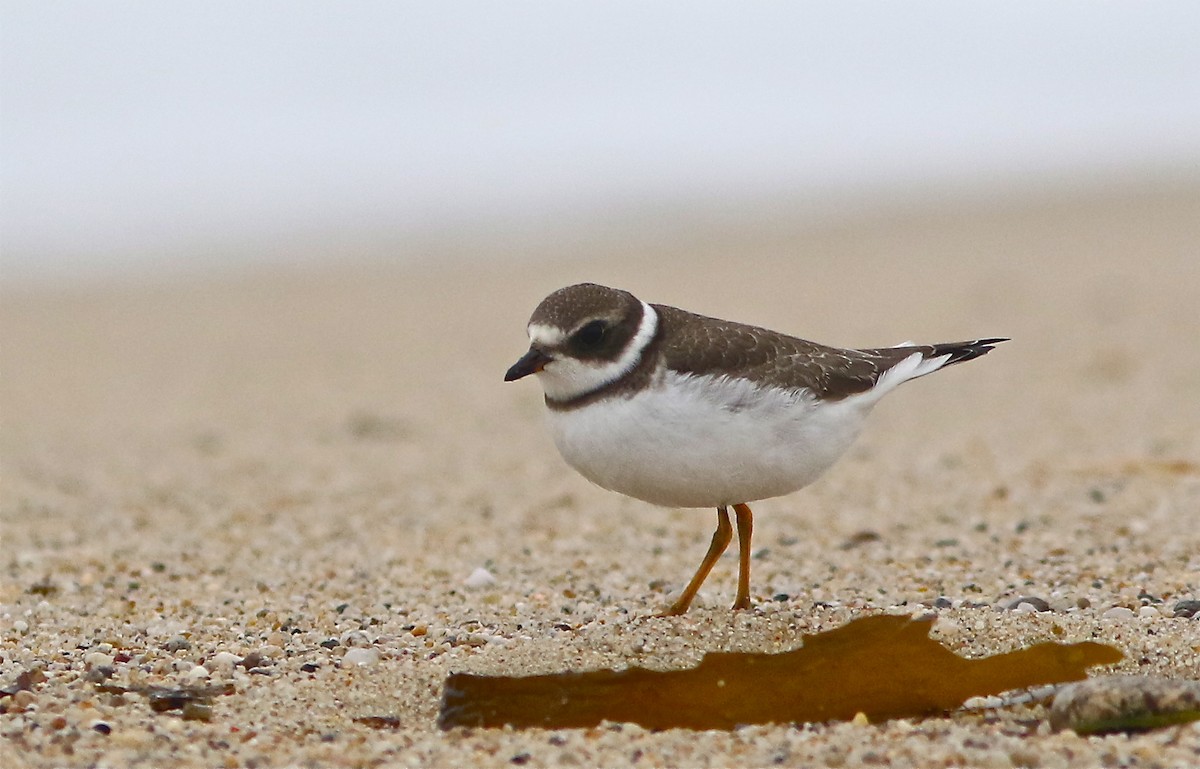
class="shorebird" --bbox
[505,283,1005,615]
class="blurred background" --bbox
[4,1,1199,286]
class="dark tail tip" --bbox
[932,337,1009,366]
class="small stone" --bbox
[342,648,380,667]
[145,686,227,715]
[1048,596,1077,612]
[1006,596,1051,612]
[181,702,213,721]
[1050,675,1200,734]
[341,630,371,648]
[11,690,36,710]
[163,636,192,652]
[463,567,497,589]
[238,652,270,670]
[1138,606,1160,618]
[85,651,114,669]
[185,665,210,682]
[963,695,1005,710]
[84,666,115,683]
[1172,599,1200,618]
[206,652,242,672]
[1103,607,1136,620]
[840,530,881,549]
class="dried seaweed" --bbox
[439,614,1122,730]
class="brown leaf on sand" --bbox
[438,614,1121,730]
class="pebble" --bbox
[85,665,115,683]
[84,651,114,669]
[206,651,243,672]
[238,652,268,670]
[963,695,1005,710]
[185,665,211,682]
[1173,599,1200,618]
[341,631,371,648]
[1102,607,1136,620]
[1006,596,1051,613]
[181,702,213,722]
[11,690,36,710]
[164,636,193,652]
[463,567,497,589]
[342,648,381,667]
[1050,675,1200,734]
[1048,596,1077,613]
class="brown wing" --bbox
[653,304,1005,400]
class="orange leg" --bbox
[732,503,754,610]
[660,507,733,616]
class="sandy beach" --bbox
[3,180,1199,767]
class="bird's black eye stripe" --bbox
[572,319,608,348]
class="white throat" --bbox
[534,301,658,401]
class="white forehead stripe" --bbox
[527,323,566,346]
[535,300,659,402]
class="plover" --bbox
[505,283,1005,615]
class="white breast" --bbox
[546,370,876,508]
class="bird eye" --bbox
[572,319,608,349]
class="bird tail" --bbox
[865,337,1008,400]
[923,337,1009,368]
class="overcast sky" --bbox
[3,2,1199,280]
